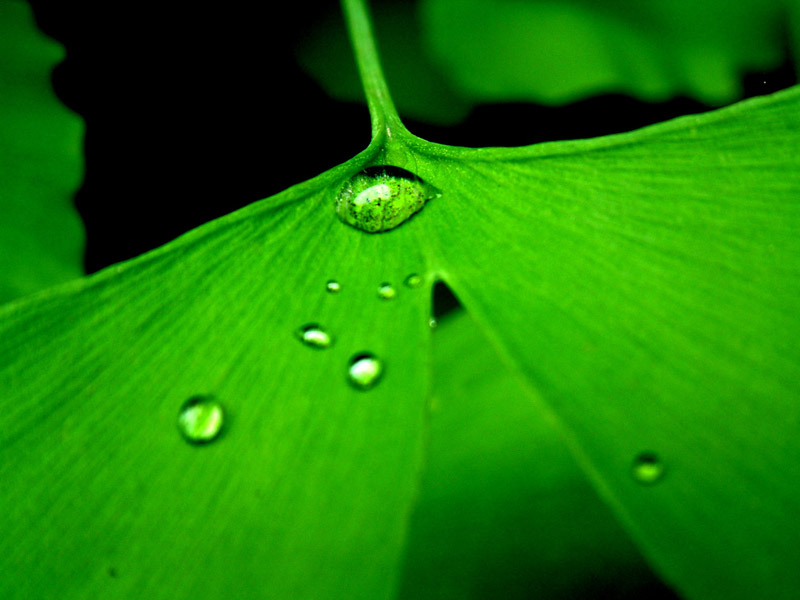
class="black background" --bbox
[27,1,796,275]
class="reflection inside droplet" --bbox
[348,353,384,390]
[631,451,665,485]
[378,283,397,300]
[296,324,333,349]
[404,273,423,288]
[178,396,224,444]
[335,165,440,233]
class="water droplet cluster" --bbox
[299,275,426,389]
[178,273,433,443]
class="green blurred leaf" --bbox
[398,310,676,599]
[0,0,84,302]
[302,0,797,124]
[422,0,789,106]
[297,1,470,124]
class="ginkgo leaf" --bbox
[411,86,800,599]
[302,0,796,125]
[398,310,678,599]
[2,0,799,599]
[0,0,84,303]
[422,0,791,106]
[0,153,436,599]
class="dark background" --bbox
[28,1,796,275]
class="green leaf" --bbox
[0,0,84,303]
[411,86,800,599]
[422,0,790,106]
[399,310,675,599]
[302,0,796,124]
[0,156,436,599]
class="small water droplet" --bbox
[404,273,423,288]
[428,317,438,329]
[326,280,341,294]
[631,452,665,485]
[378,283,397,300]
[296,324,333,349]
[178,396,224,444]
[348,353,384,390]
[335,165,440,233]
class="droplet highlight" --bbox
[326,280,341,294]
[378,283,397,300]
[178,396,224,444]
[335,165,440,233]
[631,452,665,485]
[404,273,423,288]
[348,353,384,390]
[296,324,333,349]
[428,317,438,329]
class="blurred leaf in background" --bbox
[298,1,471,125]
[421,0,789,105]
[300,0,799,124]
[0,0,83,303]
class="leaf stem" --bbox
[341,0,404,139]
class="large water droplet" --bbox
[296,324,333,349]
[326,280,341,294]
[378,283,397,300]
[428,317,438,329]
[348,353,384,390]
[631,452,665,485]
[178,396,224,444]
[404,273,423,288]
[335,165,439,233]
